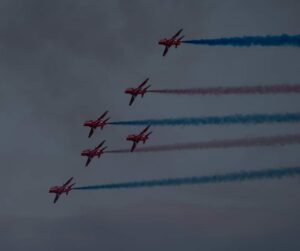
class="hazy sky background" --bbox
[1,0,300,250]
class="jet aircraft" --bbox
[49,177,75,204]
[124,78,151,105]
[83,111,110,138]
[126,126,152,152]
[81,140,107,167]
[158,29,184,56]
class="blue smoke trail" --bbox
[182,34,300,47]
[109,112,300,126]
[73,166,300,191]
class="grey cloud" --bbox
[1,0,300,250]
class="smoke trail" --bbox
[182,34,300,47]
[73,166,300,191]
[109,112,300,126]
[148,84,300,95]
[106,134,300,153]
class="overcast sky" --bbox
[1,0,300,250]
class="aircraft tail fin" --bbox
[98,147,107,158]
[67,183,76,194]
[142,85,151,97]
[143,132,152,143]
[178,35,184,41]
[176,36,184,47]
[101,118,110,129]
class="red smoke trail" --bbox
[106,134,300,154]
[148,84,300,95]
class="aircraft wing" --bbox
[138,78,149,88]
[96,140,106,149]
[63,177,74,187]
[163,46,169,56]
[97,111,108,120]
[129,95,136,106]
[131,142,137,152]
[140,125,150,135]
[145,131,152,137]
[144,85,151,91]
[172,29,183,39]
[88,128,94,138]
[85,157,92,167]
[53,194,60,204]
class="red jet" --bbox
[83,111,110,138]
[158,29,184,56]
[81,140,107,167]
[49,177,75,204]
[126,126,152,152]
[124,78,151,106]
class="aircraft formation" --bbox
[49,29,300,203]
[48,29,184,203]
